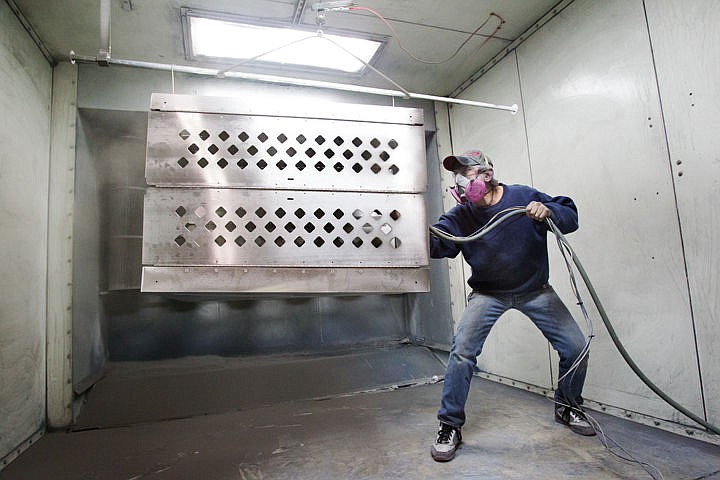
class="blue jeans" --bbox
[438,285,588,427]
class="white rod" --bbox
[99,0,111,57]
[70,55,518,114]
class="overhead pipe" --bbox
[67,53,518,113]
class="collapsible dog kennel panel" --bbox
[141,93,429,293]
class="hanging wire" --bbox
[319,33,411,97]
[349,6,505,65]
[216,34,319,77]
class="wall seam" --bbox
[3,0,55,65]
[640,0,707,422]
[514,48,556,388]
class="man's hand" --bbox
[525,201,551,222]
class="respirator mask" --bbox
[450,171,487,204]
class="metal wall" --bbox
[74,65,453,365]
[445,0,718,433]
[0,0,52,465]
[644,0,720,429]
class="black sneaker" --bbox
[431,423,462,462]
[555,406,596,436]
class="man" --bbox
[429,149,594,463]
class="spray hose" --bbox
[429,206,720,435]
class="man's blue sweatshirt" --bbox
[430,184,579,294]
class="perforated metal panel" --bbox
[141,94,429,293]
[145,112,425,192]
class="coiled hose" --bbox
[429,206,720,435]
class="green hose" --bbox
[547,219,719,436]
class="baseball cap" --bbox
[442,149,493,172]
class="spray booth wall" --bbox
[439,0,719,435]
[72,64,454,389]
[0,0,52,464]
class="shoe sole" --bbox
[554,416,596,436]
[431,444,459,462]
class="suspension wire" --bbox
[349,6,505,65]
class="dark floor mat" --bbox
[72,344,445,430]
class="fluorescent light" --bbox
[189,17,382,73]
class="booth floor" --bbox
[2,344,719,480]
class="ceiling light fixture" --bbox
[182,8,385,75]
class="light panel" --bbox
[189,17,382,73]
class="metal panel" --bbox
[47,62,77,428]
[150,93,424,125]
[644,0,720,426]
[142,266,429,294]
[517,0,702,422]
[142,189,427,268]
[145,111,425,192]
[142,94,429,293]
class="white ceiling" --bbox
[11,0,562,96]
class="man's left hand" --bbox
[525,201,551,222]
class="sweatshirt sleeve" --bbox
[429,211,462,259]
[540,193,579,234]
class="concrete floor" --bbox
[2,345,719,480]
